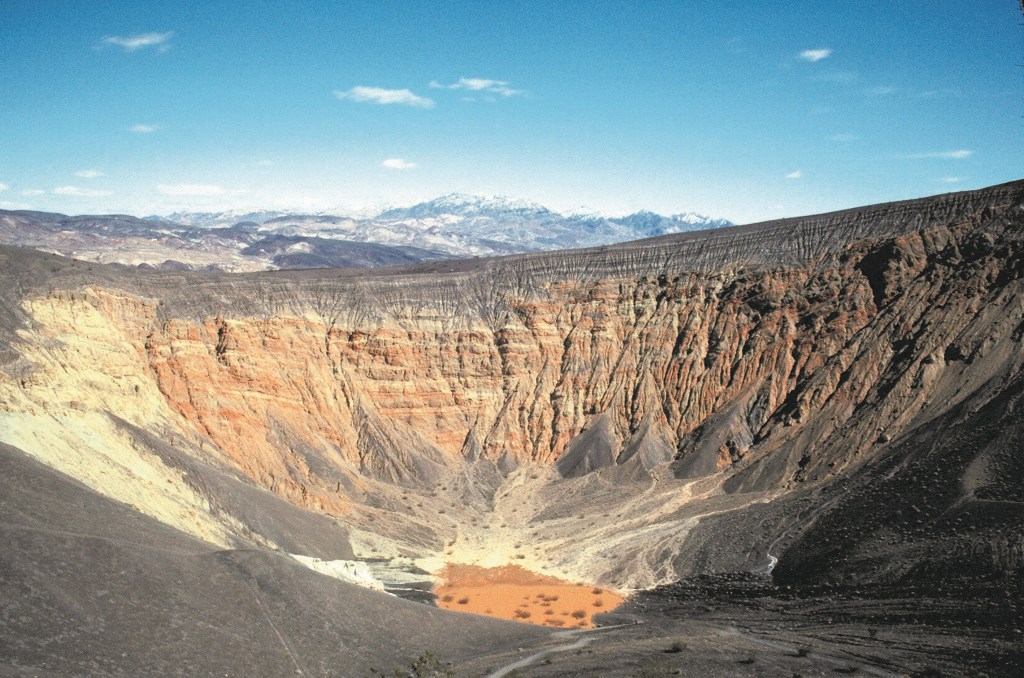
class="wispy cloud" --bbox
[129,123,158,133]
[866,86,898,96]
[157,183,225,197]
[102,32,173,52]
[799,48,832,62]
[382,158,417,170]
[785,170,802,179]
[0,183,8,192]
[937,177,963,183]
[74,169,105,179]
[429,77,524,98]
[21,189,45,196]
[899,150,973,160]
[53,185,112,197]
[918,88,961,99]
[334,86,434,108]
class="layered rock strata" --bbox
[0,181,1021,589]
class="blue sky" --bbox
[1,1,1020,223]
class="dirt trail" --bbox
[484,625,631,678]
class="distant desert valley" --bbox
[2,181,1022,676]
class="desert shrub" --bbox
[571,610,587,619]
[368,650,454,677]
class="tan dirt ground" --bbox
[433,563,625,628]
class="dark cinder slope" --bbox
[111,416,358,559]
[239,234,448,269]
[0,443,543,676]
[774,369,1024,590]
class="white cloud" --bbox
[454,77,501,91]
[130,123,158,133]
[333,86,434,108]
[382,158,417,170]
[22,189,45,196]
[937,177,963,183]
[53,185,113,197]
[0,183,8,192]
[799,48,832,62]
[74,169,105,179]
[430,77,523,97]
[785,170,802,179]
[900,150,973,160]
[102,32,173,52]
[157,183,226,197]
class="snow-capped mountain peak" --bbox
[151,193,731,261]
[378,193,551,220]
[432,193,546,211]
[670,211,728,225]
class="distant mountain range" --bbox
[0,194,730,271]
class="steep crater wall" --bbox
[1,182,1022,590]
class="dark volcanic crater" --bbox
[1,181,1022,676]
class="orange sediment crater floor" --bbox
[433,563,625,628]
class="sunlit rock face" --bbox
[1,181,1021,591]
